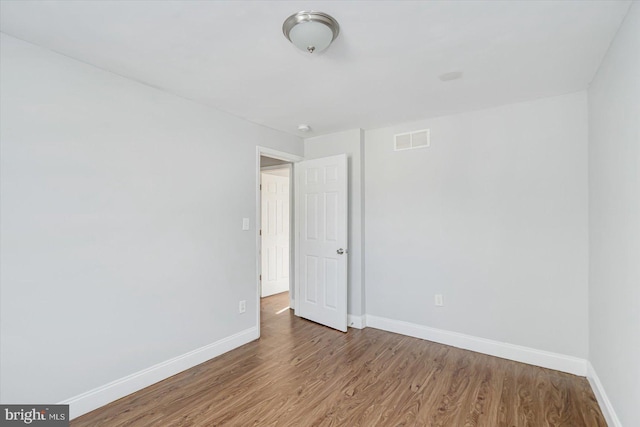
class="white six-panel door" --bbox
[261,171,290,297]
[295,154,348,332]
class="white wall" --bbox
[0,34,302,405]
[588,3,640,426]
[365,92,589,358]
[304,130,365,318]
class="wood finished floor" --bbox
[72,292,606,426]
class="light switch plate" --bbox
[242,218,250,230]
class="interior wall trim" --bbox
[347,314,366,329]
[587,362,622,427]
[60,327,259,420]
[365,314,587,376]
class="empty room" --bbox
[0,1,638,426]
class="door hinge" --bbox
[259,274,262,281]
[259,229,262,236]
[259,184,262,190]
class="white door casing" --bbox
[295,154,348,332]
[261,170,290,297]
[256,148,303,339]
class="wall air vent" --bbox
[394,129,430,151]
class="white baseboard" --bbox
[587,362,621,427]
[365,315,586,376]
[60,327,259,420]
[347,314,366,329]
[261,282,289,298]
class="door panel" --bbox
[295,154,348,332]
[261,171,290,297]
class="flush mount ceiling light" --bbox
[283,11,340,54]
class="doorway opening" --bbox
[260,159,291,299]
[255,147,302,337]
[255,148,348,334]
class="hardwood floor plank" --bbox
[72,292,607,426]
[460,357,495,427]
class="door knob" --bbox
[337,248,345,255]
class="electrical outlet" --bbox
[434,294,444,307]
[239,300,246,313]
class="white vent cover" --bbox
[394,129,430,151]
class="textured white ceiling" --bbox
[0,0,631,136]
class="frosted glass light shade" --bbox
[283,11,340,54]
[289,20,334,53]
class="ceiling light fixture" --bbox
[297,124,311,132]
[283,11,340,54]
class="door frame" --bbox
[255,147,303,337]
